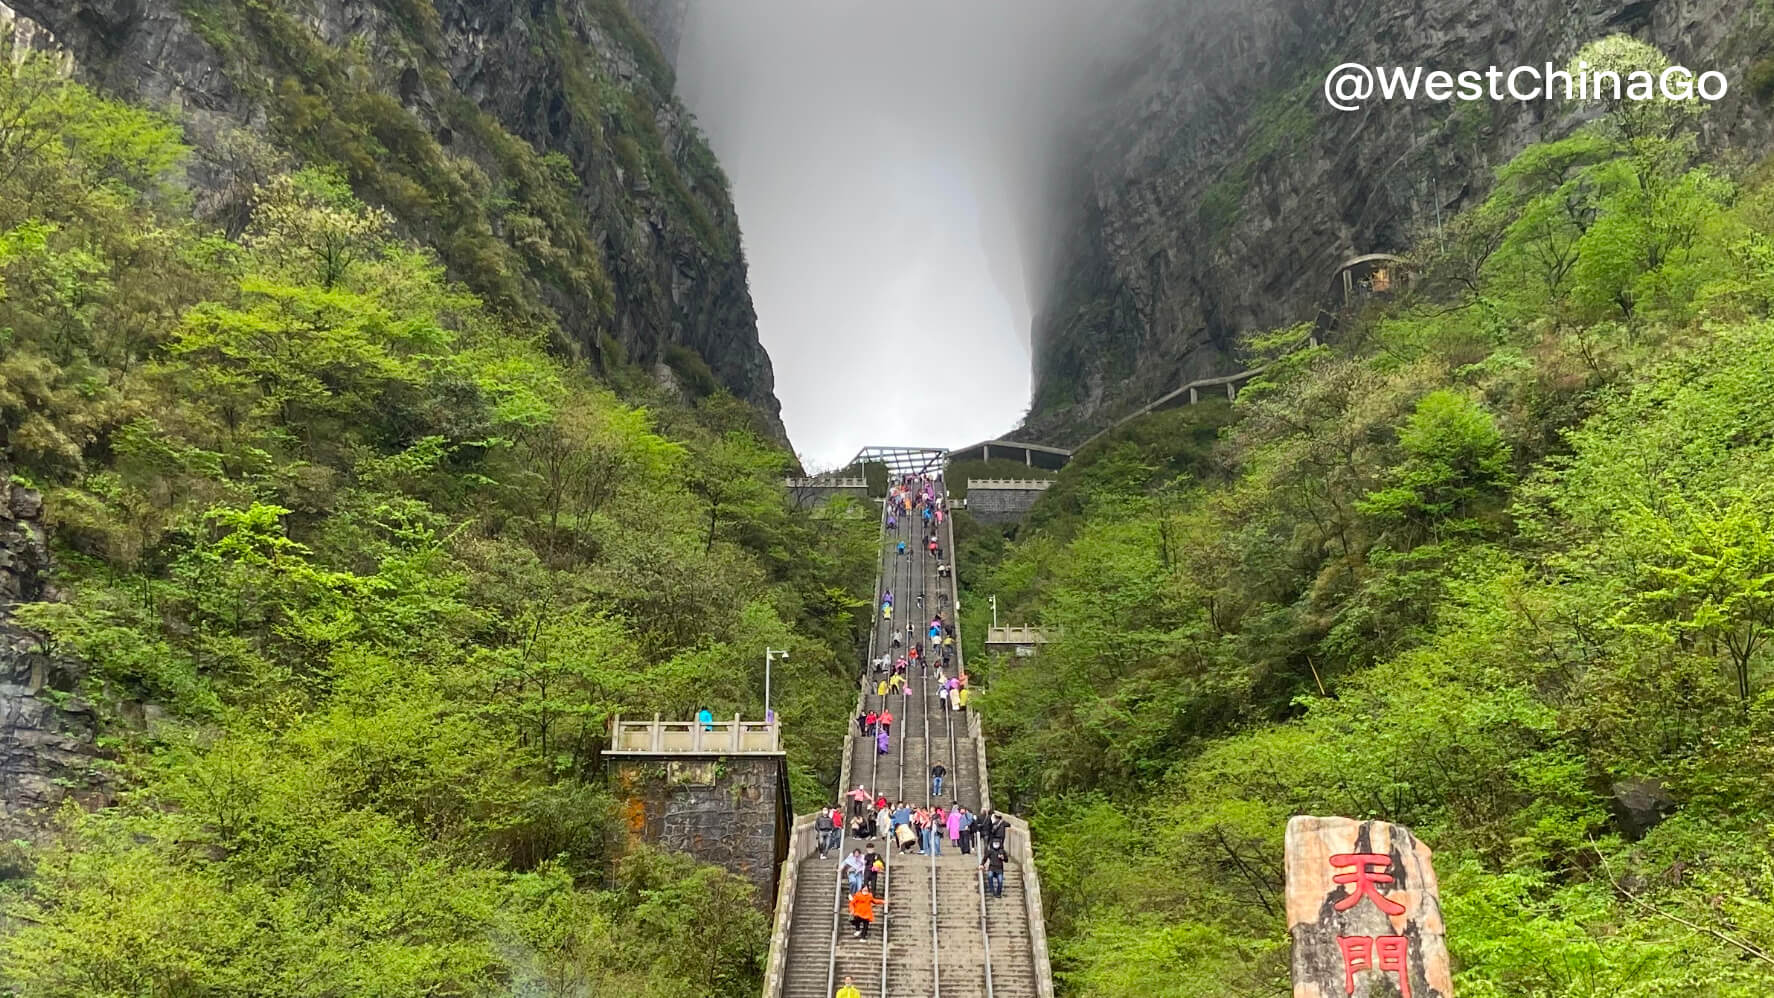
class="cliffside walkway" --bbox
[763,481,1054,998]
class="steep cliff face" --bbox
[7,0,783,438]
[1025,0,1773,443]
[0,468,108,842]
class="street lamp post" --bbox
[989,595,998,630]
[764,648,789,723]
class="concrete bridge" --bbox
[946,438,1072,471]
[763,483,1054,998]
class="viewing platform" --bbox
[987,626,1056,657]
[607,714,784,755]
[965,478,1056,523]
[606,714,792,902]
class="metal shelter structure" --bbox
[845,445,949,478]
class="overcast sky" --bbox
[676,1,1140,470]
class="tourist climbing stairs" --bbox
[766,473,1053,998]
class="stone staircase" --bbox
[781,861,846,998]
[934,853,990,997]
[766,485,1054,998]
[882,851,936,996]
[984,864,1041,997]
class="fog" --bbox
[676,0,1143,470]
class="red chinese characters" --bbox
[1336,934,1411,998]
[1331,852,1411,995]
[1330,852,1407,915]
[1286,818,1451,998]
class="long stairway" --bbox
[768,475,1051,998]
[984,865,1041,996]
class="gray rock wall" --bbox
[0,468,107,842]
[967,487,1049,524]
[4,0,785,440]
[608,754,791,901]
[1025,0,1772,442]
[626,0,688,68]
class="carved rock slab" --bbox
[1285,815,1453,998]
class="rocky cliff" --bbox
[1024,0,1774,443]
[0,468,108,843]
[6,0,783,438]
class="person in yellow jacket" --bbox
[835,977,864,998]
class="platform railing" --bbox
[606,714,782,754]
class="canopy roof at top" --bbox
[845,446,949,478]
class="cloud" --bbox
[676,0,1145,468]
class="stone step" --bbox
[781,857,843,998]
[777,520,1045,998]
[881,852,935,997]
[983,866,1041,998]
[940,860,992,998]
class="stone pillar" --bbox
[1285,815,1452,998]
[1189,386,1198,404]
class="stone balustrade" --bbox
[607,714,783,754]
[986,626,1053,645]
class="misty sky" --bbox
[676,1,1138,470]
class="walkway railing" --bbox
[761,814,820,997]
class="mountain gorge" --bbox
[1023,0,1774,442]
[0,1,889,990]
[4,0,1774,994]
[5,0,781,436]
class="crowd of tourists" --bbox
[814,472,1015,974]
[822,791,1014,940]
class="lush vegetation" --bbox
[0,54,872,996]
[962,38,1774,997]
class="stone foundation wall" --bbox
[607,754,791,901]
[967,487,1050,524]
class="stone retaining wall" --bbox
[607,753,792,902]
